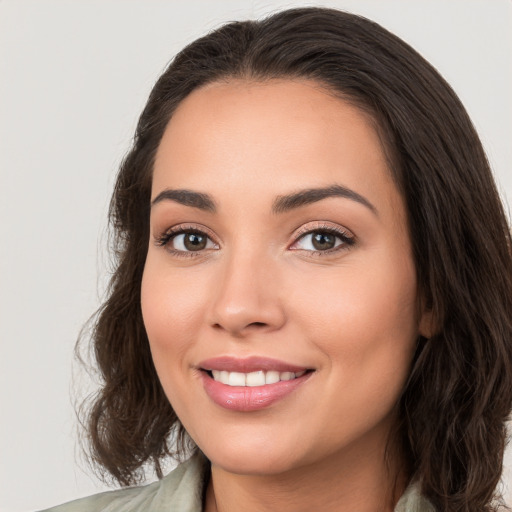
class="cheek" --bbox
[296,257,417,337]
[140,256,208,381]
[292,249,419,391]
[296,258,418,438]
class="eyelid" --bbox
[292,221,354,239]
[154,223,220,251]
[153,220,355,257]
[289,221,356,253]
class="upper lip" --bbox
[198,356,311,373]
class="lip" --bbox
[197,356,314,412]
[198,356,309,373]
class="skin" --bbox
[141,79,432,512]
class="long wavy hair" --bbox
[78,7,512,511]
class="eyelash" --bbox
[155,224,218,259]
[291,223,356,256]
[154,223,355,258]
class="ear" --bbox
[419,309,435,339]
[418,296,436,339]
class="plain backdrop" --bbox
[1,1,511,510]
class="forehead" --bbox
[152,79,401,219]
[156,79,381,164]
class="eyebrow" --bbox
[151,184,377,216]
[151,189,216,212]
[272,184,377,215]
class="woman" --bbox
[41,7,512,512]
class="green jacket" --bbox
[39,454,434,512]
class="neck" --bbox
[204,431,408,512]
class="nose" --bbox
[208,250,286,337]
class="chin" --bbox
[201,437,302,476]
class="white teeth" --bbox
[228,372,246,386]
[209,369,307,387]
[246,371,265,387]
[265,370,280,384]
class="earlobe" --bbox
[418,302,436,340]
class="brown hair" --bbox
[79,7,512,511]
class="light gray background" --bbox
[1,1,511,510]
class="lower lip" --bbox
[201,371,312,412]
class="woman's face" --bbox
[142,79,430,476]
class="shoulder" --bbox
[394,481,435,512]
[38,454,207,512]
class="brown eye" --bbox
[182,232,207,251]
[311,232,336,250]
[170,231,217,252]
[291,227,355,254]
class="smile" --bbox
[210,369,307,387]
[198,356,314,411]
